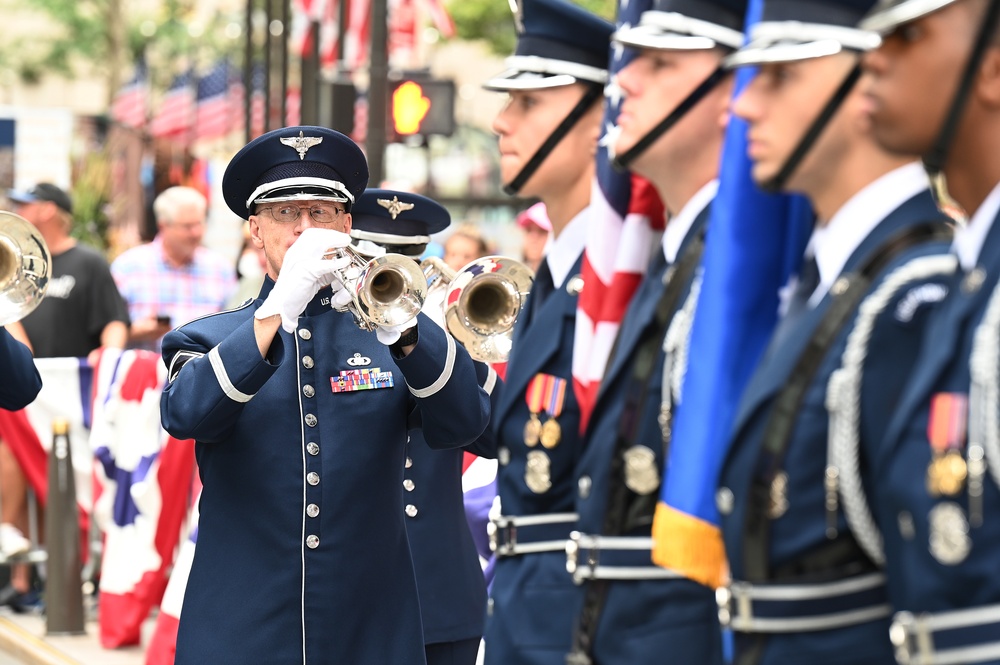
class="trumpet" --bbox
[421,255,534,363]
[0,211,50,327]
[327,244,427,332]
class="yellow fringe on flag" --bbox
[651,502,728,590]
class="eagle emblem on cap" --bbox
[280,131,323,160]
[377,195,416,220]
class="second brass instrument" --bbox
[421,255,534,363]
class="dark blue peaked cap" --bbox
[349,189,450,257]
[223,126,369,219]
[860,0,957,34]
[484,0,614,91]
[727,0,882,67]
[614,0,748,51]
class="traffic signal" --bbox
[389,77,456,140]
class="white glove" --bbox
[375,317,418,346]
[256,229,352,332]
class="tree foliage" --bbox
[447,0,617,56]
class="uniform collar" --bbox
[544,205,589,289]
[953,179,1000,272]
[807,161,929,304]
[662,179,717,264]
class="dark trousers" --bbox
[425,637,481,665]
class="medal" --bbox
[525,373,568,449]
[768,471,789,519]
[523,414,542,447]
[623,446,660,495]
[926,393,969,497]
[525,450,552,494]
[928,502,971,565]
[524,376,546,447]
[540,418,562,449]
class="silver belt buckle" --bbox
[488,516,516,557]
[565,532,598,584]
[565,531,581,575]
[889,612,931,665]
[717,582,754,631]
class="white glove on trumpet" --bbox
[255,228,353,333]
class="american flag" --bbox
[419,0,455,38]
[571,0,664,432]
[286,86,302,126]
[345,0,373,68]
[111,58,149,130]
[150,70,196,140]
[194,60,235,142]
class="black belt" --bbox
[565,532,682,585]
[891,603,1000,665]
[718,572,891,634]
[488,513,577,558]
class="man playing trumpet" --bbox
[159,126,491,665]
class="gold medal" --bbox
[623,446,660,495]
[927,451,968,497]
[523,413,542,447]
[525,450,552,494]
[540,418,562,449]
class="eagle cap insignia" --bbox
[280,131,323,160]
[377,195,416,220]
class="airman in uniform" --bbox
[348,188,499,665]
[563,1,746,663]
[717,1,955,663]
[859,0,1000,661]
[159,127,490,665]
[480,0,614,662]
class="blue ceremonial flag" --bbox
[650,0,812,589]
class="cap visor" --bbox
[613,24,719,51]
[483,70,579,91]
[725,39,846,68]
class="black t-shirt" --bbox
[21,244,130,358]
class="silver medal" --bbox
[928,502,971,565]
[623,446,660,495]
[525,450,552,494]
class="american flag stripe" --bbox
[419,0,455,38]
[150,71,196,140]
[194,61,234,142]
[572,0,662,432]
[111,60,149,129]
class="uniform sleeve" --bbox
[160,316,285,443]
[0,329,41,410]
[393,313,491,450]
[463,360,502,459]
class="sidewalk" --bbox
[0,610,154,665]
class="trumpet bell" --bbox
[0,211,51,326]
[354,254,427,328]
[442,256,534,363]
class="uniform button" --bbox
[405,457,413,469]
[498,447,511,466]
[717,487,735,516]
[578,475,592,499]
[305,413,318,427]
[302,356,314,369]
[403,479,415,492]
[306,535,319,549]
[407,435,411,443]
[299,328,312,340]
[307,472,320,486]
[307,442,319,456]
[303,384,315,398]
[307,503,320,518]
[963,268,986,294]
[405,504,418,517]
[898,511,916,540]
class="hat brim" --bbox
[5,190,36,205]
[860,0,958,34]
[483,70,580,91]
[613,25,720,51]
[725,39,847,67]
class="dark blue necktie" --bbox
[528,259,555,324]
[767,255,820,357]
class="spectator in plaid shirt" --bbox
[112,186,237,351]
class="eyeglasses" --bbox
[257,203,346,224]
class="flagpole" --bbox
[368,0,388,185]
[280,0,290,126]
[244,0,254,142]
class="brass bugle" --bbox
[326,244,427,331]
[0,211,50,327]
[421,255,534,363]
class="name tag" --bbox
[331,368,394,393]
